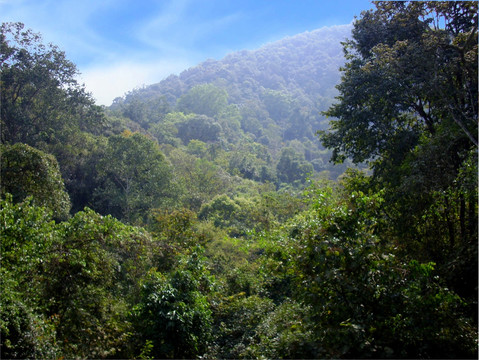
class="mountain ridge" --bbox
[108,24,355,181]
[114,24,352,111]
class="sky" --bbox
[1,0,374,105]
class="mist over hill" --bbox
[109,24,354,180]
[119,24,351,108]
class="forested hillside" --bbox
[116,24,348,108]
[1,2,478,359]
[108,24,355,183]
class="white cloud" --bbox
[136,0,190,50]
[135,0,242,58]
[79,59,191,106]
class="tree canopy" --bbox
[320,0,477,304]
[1,143,71,219]
[94,131,174,223]
[0,22,104,147]
[321,1,478,167]
[1,14,477,359]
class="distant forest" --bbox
[1,2,478,359]
[108,24,356,183]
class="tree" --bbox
[132,250,213,359]
[176,84,228,117]
[0,22,104,146]
[228,149,275,182]
[0,195,60,359]
[0,195,160,359]
[120,95,171,129]
[175,114,222,144]
[276,147,313,184]
[198,194,241,229]
[206,295,275,359]
[94,131,174,223]
[1,22,107,212]
[319,1,477,297]
[288,183,477,358]
[217,104,243,143]
[262,89,293,124]
[321,1,477,167]
[0,143,71,219]
[42,209,143,358]
[167,148,233,210]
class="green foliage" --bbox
[1,143,71,219]
[320,0,478,312]
[2,17,477,360]
[0,22,104,146]
[53,132,107,213]
[289,184,477,358]
[175,114,221,144]
[120,95,171,129]
[167,148,234,210]
[148,208,212,271]
[227,141,276,182]
[177,84,228,117]
[115,25,353,182]
[217,104,243,142]
[203,235,248,276]
[0,195,56,284]
[0,21,108,215]
[198,194,241,229]
[198,193,297,237]
[207,295,274,359]
[186,139,209,158]
[44,210,133,358]
[247,301,316,359]
[0,196,60,358]
[276,147,313,184]
[262,89,293,123]
[0,283,60,360]
[132,250,213,359]
[321,2,477,167]
[0,195,160,358]
[94,131,174,223]
[149,120,180,146]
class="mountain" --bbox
[108,24,355,181]
[114,24,351,111]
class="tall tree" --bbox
[276,147,313,184]
[1,143,71,219]
[175,114,222,144]
[0,22,104,146]
[176,84,228,117]
[320,1,477,300]
[94,131,174,223]
[321,1,477,167]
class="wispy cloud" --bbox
[135,0,243,58]
[78,59,191,105]
[1,0,201,104]
[1,0,120,63]
[1,0,358,106]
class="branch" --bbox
[413,100,436,135]
[448,104,478,147]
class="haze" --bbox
[0,0,373,105]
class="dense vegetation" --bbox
[109,23,355,183]
[1,2,477,359]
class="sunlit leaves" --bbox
[94,131,174,223]
[0,22,104,145]
[132,251,213,359]
[1,143,71,219]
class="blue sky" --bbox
[1,0,374,105]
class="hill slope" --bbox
[109,24,354,181]
[123,25,349,106]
